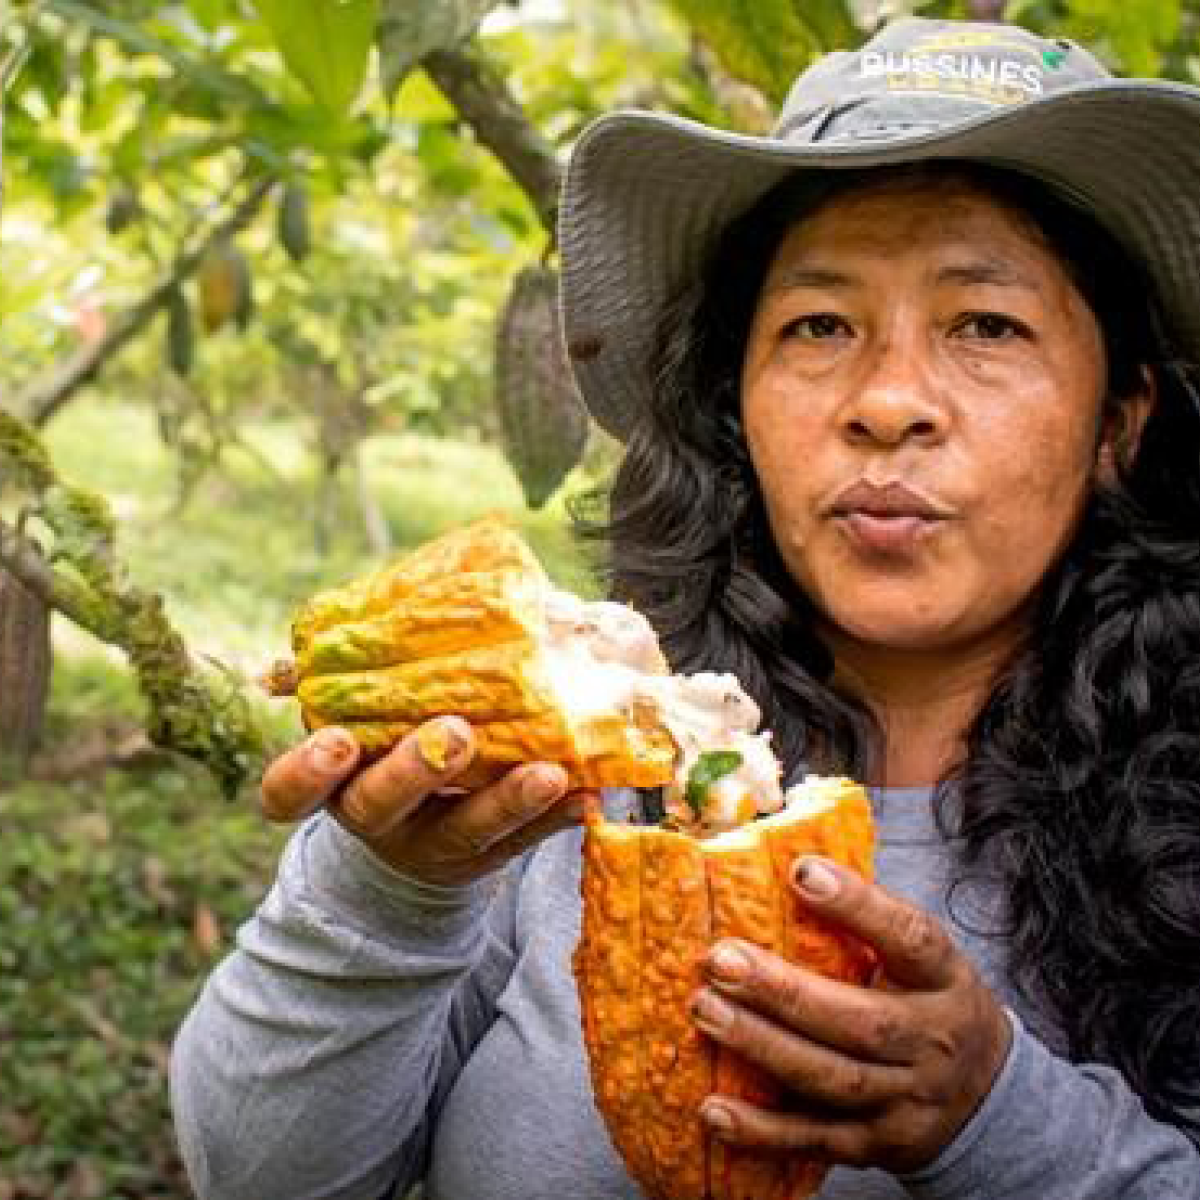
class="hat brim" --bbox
[558,79,1200,440]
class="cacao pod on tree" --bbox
[494,265,590,509]
[278,181,312,263]
[165,285,194,377]
[197,238,252,333]
[104,186,141,235]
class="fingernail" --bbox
[794,856,840,900]
[708,942,750,985]
[307,727,356,774]
[416,719,468,771]
[692,988,733,1034]
[523,767,564,803]
[702,1102,735,1136]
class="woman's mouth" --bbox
[836,511,944,553]
[830,481,952,554]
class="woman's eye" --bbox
[782,313,848,340]
[956,312,1025,340]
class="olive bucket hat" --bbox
[558,15,1200,441]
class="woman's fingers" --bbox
[259,718,588,885]
[433,763,570,858]
[464,788,597,876]
[260,726,361,821]
[699,1098,876,1168]
[692,986,908,1108]
[699,940,918,1064]
[334,717,475,836]
[792,857,957,990]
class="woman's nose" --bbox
[840,344,948,448]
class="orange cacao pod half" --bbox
[574,776,876,1200]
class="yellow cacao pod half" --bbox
[574,776,876,1200]
[264,516,678,790]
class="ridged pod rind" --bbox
[284,517,678,790]
[574,779,876,1200]
[291,516,543,658]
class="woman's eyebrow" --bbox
[767,266,858,294]
[767,258,1042,295]
[935,260,1041,291]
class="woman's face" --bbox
[741,176,1122,667]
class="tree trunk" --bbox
[0,567,51,778]
[0,41,52,778]
[967,0,1008,20]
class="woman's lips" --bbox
[829,481,952,553]
[836,511,945,553]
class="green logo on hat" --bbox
[1043,48,1067,68]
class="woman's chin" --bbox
[816,602,975,658]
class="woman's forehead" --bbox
[770,175,1065,278]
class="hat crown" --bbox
[775,16,1111,145]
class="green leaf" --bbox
[665,0,861,102]
[1063,0,1180,77]
[254,0,379,115]
[183,0,229,32]
[42,0,272,118]
[376,0,497,100]
[684,749,744,819]
[416,121,479,193]
[393,68,456,121]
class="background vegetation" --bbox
[3,0,1198,1194]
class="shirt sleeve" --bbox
[169,813,525,1200]
[900,1011,1200,1200]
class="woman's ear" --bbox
[1097,366,1157,483]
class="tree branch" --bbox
[17,174,276,427]
[0,518,95,625]
[0,410,265,795]
[423,43,563,237]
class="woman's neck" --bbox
[825,631,1022,789]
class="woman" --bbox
[171,16,1200,1199]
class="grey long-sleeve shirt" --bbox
[170,787,1200,1199]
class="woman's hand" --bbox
[690,856,1013,1174]
[258,720,594,886]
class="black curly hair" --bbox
[573,160,1200,1140]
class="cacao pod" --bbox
[197,239,252,333]
[574,777,877,1200]
[165,286,194,377]
[105,187,140,235]
[494,266,590,510]
[279,181,312,264]
[263,517,678,789]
